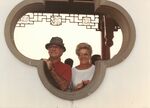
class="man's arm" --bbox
[45,60,69,91]
[49,68,69,91]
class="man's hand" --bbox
[45,59,53,71]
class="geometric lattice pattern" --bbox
[16,13,99,30]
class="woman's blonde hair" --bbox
[76,43,92,56]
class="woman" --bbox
[72,43,95,91]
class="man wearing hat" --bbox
[44,37,72,91]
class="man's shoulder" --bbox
[62,62,72,69]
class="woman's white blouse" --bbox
[72,65,95,87]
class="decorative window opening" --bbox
[5,0,135,100]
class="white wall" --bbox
[0,0,150,108]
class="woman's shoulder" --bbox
[91,64,95,68]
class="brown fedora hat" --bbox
[45,37,66,52]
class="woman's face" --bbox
[78,48,91,65]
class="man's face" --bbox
[47,44,63,59]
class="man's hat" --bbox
[45,37,66,52]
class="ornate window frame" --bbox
[4,0,135,100]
